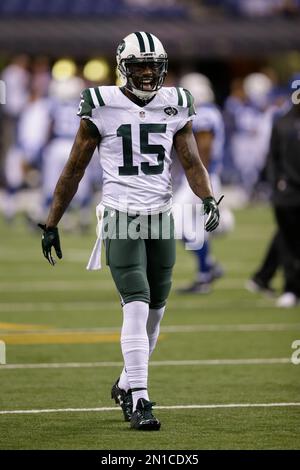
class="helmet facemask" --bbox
[119,58,168,100]
[116,32,168,101]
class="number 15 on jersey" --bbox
[117,123,167,176]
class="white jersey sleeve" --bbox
[77,87,104,134]
[173,87,196,132]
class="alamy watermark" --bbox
[291,340,300,365]
[97,201,206,250]
[0,80,6,105]
[291,80,300,105]
[0,340,6,365]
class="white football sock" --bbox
[147,306,165,357]
[121,301,150,410]
[118,306,165,394]
[132,389,149,410]
[118,367,130,392]
[131,307,166,410]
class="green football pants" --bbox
[103,207,176,308]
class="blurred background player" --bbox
[224,72,274,201]
[41,76,96,232]
[1,56,51,223]
[245,77,292,299]
[1,56,30,222]
[174,72,234,293]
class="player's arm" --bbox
[46,119,100,227]
[173,121,220,232]
[174,121,213,199]
[39,119,100,265]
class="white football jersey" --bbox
[78,85,195,214]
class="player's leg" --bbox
[147,306,166,357]
[105,209,160,429]
[126,212,176,430]
[176,173,225,293]
[274,207,300,307]
[173,177,213,293]
[146,211,176,358]
[107,235,149,413]
[246,230,280,296]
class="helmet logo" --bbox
[117,40,126,56]
[164,106,178,116]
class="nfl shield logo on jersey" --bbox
[164,106,178,116]
[139,111,146,118]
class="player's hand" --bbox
[38,224,62,266]
[203,195,224,232]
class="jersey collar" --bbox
[119,87,159,108]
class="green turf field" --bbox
[0,204,299,450]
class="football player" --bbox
[38,32,220,430]
[174,73,234,293]
[225,73,274,198]
[42,76,96,231]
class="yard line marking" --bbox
[0,332,121,345]
[0,300,285,312]
[161,324,300,332]
[0,301,117,312]
[0,358,291,370]
[0,279,252,291]
[1,402,300,415]
[0,322,50,331]
[0,323,299,334]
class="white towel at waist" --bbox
[86,203,105,270]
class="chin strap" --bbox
[126,84,157,101]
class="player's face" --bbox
[127,61,165,91]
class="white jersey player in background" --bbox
[174,73,234,293]
[3,85,49,222]
[42,77,96,231]
[38,32,221,431]
[225,73,274,198]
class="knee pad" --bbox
[111,266,150,305]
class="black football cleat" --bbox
[130,398,161,431]
[111,379,133,422]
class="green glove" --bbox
[203,195,224,232]
[38,224,62,266]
